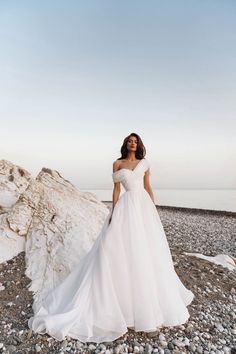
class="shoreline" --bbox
[103,201,236,217]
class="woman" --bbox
[28,132,195,344]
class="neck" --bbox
[126,152,136,161]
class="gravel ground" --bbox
[155,206,236,258]
[0,205,235,354]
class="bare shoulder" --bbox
[113,159,122,172]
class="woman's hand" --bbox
[108,209,113,224]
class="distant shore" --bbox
[82,189,236,213]
[103,201,236,217]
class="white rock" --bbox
[215,323,224,332]
[89,344,97,350]
[159,333,166,341]
[160,340,168,348]
[114,345,122,354]
[35,343,41,352]
[26,167,110,312]
[76,341,84,349]
[0,160,31,209]
[0,160,32,263]
[99,344,106,350]
[193,335,200,341]
[183,338,190,346]
[184,252,236,271]
[0,160,110,313]
[231,328,236,335]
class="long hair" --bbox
[117,132,146,160]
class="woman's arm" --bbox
[144,168,156,205]
[109,161,121,223]
[112,182,121,211]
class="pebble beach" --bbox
[0,205,235,354]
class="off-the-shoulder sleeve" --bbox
[112,172,121,183]
[145,158,151,175]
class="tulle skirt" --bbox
[28,188,194,343]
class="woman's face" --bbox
[127,136,138,152]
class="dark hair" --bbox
[117,133,146,160]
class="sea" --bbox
[80,189,236,213]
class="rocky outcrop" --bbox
[0,159,32,211]
[0,160,33,263]
[0,160,109,310]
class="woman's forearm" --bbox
[145,187,156,205]
[112,187,120,212]
[109,188,120,224]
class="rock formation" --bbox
[0,159,109,311]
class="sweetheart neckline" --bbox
[112,158,144,174]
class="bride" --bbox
[28,132,195,343]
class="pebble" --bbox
[196,346,203,354]
[89,344,97,350]
[159,333,166,341]
[160,340,167,348]
[35,343,41,352]
[6,345,17,353]
[231,328,236,335]
[214,323,224,332]
[144,343,152,353]
[190,343,196,351]
[167,342,175,350]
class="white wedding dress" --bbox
[28,158,194,343]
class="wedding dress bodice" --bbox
[112,158,150,192]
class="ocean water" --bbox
[81,189,236,213]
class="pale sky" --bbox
[0,0,235,190]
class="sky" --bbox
[0,0,235,190]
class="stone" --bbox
[35,343,41,352]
